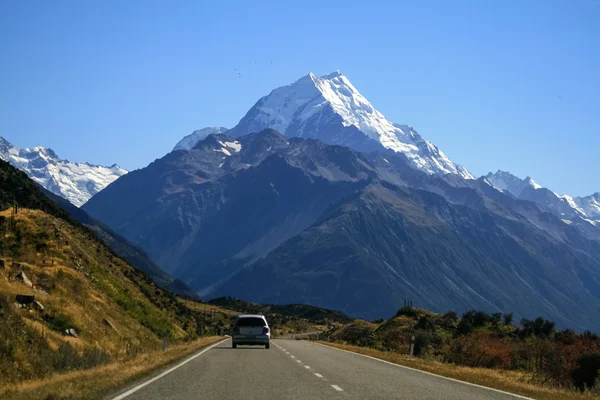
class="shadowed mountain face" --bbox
[85,130,374,292]
[84,131,600,331]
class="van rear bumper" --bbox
[232,334,269,345]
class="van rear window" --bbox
[236,317,266,327]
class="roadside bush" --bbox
[572,353,600,391]
[441,311,458,328]
[413,330,442,357]
[415,315,436,331]
[456,318,474,335]
[377,327,409,352]
[446,332,511,369]
[395,306,418,319]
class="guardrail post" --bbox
[410,335,415,357]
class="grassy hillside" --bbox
[0,208,225,385]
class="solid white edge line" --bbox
[312,342,532,400]
[331,385,344,392]
[110,338,229,400]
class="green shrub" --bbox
[44,314,78,333]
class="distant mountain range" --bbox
[485,171,600,232]
[0,137,126,206]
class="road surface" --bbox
[109,338,530,400]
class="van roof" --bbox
[237,314,265,319]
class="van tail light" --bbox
[263,327,270,334]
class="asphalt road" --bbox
[109,338,530,400]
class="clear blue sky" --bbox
[1,0,598,196]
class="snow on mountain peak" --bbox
[173,127,229,151]
[0,137,127,207]
[227,71,472,179]
[525,177,542,190]
[485,170,541,197]
[486,170,600,224]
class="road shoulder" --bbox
[0,336,225,400]
[314,341,581,400]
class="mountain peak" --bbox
[321,70,344,79]
[485,170,541,196]
[226,72,472,179]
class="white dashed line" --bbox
[109,339,228,400]
[290,355,295,358]
[314,373,324,378]
[331,385,344,392]
[304,365,311,369]
[296,360,302,363]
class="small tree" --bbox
[415,315,436,331]
[490,313,502,328]
[472,311,490,327]
[457,318,474,335]
[503,312,514,326]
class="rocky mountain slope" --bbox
[0,137,126,206]
[84,131,600,331]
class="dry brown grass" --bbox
[318,342,599,400]
[178,298,238,317]
[0,336,224,400]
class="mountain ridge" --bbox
[0,136,127,207]
[485,170,600,228]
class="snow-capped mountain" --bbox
[485,170,600,226]
[173,127,229,151]
[484,170,542,197]
[0,137,127,207]
[227,71,473,179]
